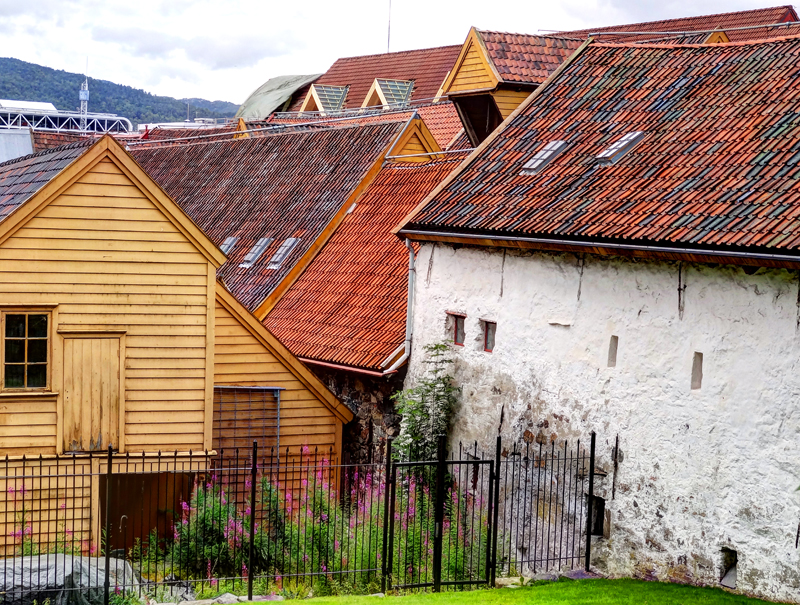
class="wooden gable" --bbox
[215,283,352,456]
[0,136,225,456]
[704,31,731,44]
[442,27,501,95]
[388,117,442,162]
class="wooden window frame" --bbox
[483,321,496,353]
[0,305,57,393]
[448,312,466,346]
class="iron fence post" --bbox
[585,432,596,573]
[103,445,112,605]
[491,435,501,586]
[248,441,258,600]
[433,435,446,592]
[381,438,393,594]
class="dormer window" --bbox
[300,84,348,115]
[520,140,568,175]
[597,131,645,164]
[220,236,238,255]
[362,79,414,109]
[239,237,273,269]
[267,238,300,270]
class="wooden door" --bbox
[63,335,122,453]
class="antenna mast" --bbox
[387,0,392,53]
[79,58,89,131]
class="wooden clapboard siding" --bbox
[0,152,216,455]
[214,288,352,459]
[492,88,532,118]
[448,39,496,93]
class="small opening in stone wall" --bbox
[607,335,618,367]
[590,495,606,536]
[720,547,737,588]
[691,352,703,390]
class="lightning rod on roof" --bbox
[387,0,392,53]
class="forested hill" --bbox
[0,57,240,127]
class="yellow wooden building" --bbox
[0,135,352,552]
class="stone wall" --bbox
[309,365,405,463]
[405,242,800,602]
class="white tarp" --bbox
[0,128,33,164]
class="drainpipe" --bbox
[384,239,416,373]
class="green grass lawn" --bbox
[309,578,778,604]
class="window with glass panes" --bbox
[3,313,48,389]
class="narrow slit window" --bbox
[3,312,49,389]
[520,140,568,175]
[484,321,496,352]
[267,238,300,270]
[448,313,466,346]
[239,237,273,269]
[691,352,703,390]
[597,131,645,164]
[607,335,618,367]
[220,236,238,255]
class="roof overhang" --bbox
[398,228,800,270]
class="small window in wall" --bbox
[220,236,238,255]
[267,238,300,270]
[484,321,496,352]
[239,237,273,269]
[607,335,619,367]
[448,313,466,346]
[691,352,703,390]
[3,312,49,390]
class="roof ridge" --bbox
[477,29,584,41]
[559,5,794,34]
[331,44,461,63]
[593,29,800,48]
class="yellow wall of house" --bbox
[492,88,532,119]
[448,41,496,93]
[214,300,342,456]
[0,157,214,456]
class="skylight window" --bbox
[520,140,568,175]
[220,236,238,255]
[239,237,273,269]
[377,79,414,106]
[313,85,348,113]
[597,131,645,163]
[267,238,300,270]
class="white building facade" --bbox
[405,241,800,601]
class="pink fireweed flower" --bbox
[59,502,66,510]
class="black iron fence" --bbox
[0,434,596,604]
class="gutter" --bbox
[383,239,416,373]
[398,229,800,265]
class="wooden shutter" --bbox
[62,334,123,453]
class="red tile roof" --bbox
[0,140,93,223]
[130,121,404,310]
[266,156,466,371]
[559,5,798,42]
[415,103,463,149]
[477,32,584,84]
[286,45,461,111]
[31,130,95,151]
[400,36,800,257]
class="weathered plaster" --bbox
[406,243,800,602]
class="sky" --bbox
[0,0,790,106]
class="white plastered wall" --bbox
[406,242,800,602]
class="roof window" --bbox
[239,237,273,269]
[363,79,414,108]
[301,84,348,114]
[220,236,238,255]
[267,238,300,270]
[597,131,645,163]
[520,140,568,175]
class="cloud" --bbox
[91,25,295,70]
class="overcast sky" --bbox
[0,0,790,106]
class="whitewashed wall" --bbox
[406,242,800,602]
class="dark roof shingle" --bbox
[266,156,465,371]
[131,121,404,310]
[403,36,800,255]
